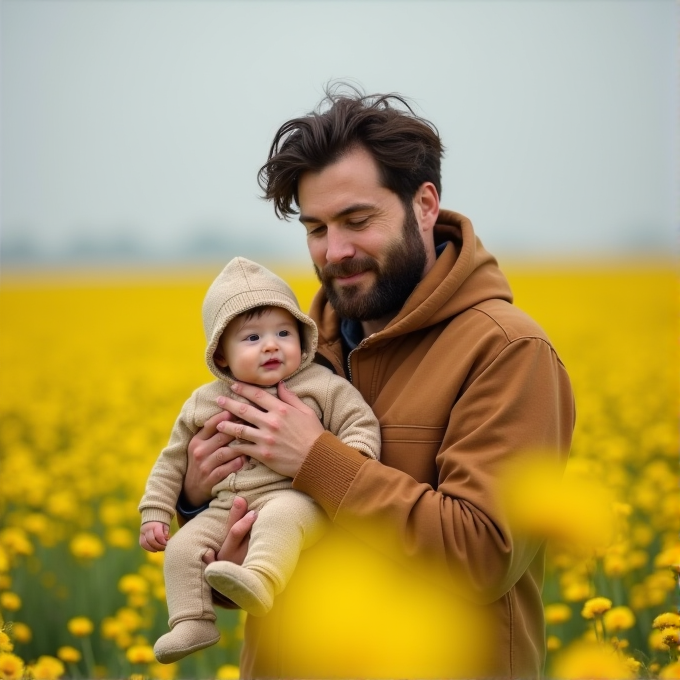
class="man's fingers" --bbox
[194,409,234,440]
[216,510,257,562]
[230,511,258,541]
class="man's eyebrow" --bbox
[298,203,376,224]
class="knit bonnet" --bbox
[202,257,318,382]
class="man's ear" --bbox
[213,347,228,368]
[413,182,440,235]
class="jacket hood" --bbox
[203,257,318,381]
[311,210,513,345]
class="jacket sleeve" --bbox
[139,394,198,526]
[321,373,381,461]
[293,336,574,604]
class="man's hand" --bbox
[215,381,325,478]
[140,521,169,552]
[202,496,257,566]
[183,410,248,507]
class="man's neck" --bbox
[361,314,394,338]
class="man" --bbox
[179,88,575,678]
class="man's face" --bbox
[298,146,428,321]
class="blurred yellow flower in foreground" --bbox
[56,646,81,663]
[659,661,680,679]
[581,597,613,619]
[69,533,105,560]
[0,593,21,612]
[550,641,634,679]
[67,616,94,637]
[602,606,635,632]
[499,454,614,547]
[0,652,24,680]
[216,664,240,679]
[30,655,65,680]
[126,644,155,664]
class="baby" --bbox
[138,257,381,663]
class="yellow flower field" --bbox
[0,260,678,679]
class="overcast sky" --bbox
[1,0,677,265]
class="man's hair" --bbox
[258,83,444,219]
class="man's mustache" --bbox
[318,257,379,282]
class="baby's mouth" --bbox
[262,359,281,369]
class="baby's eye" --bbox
[245,334,260,341]
[278,330,291,337]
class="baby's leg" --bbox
[205,489,327,616]
[153,509,226,663]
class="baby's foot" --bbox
[154,619,220,663]
[205,561,273,617]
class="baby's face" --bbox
[216,307,303,386]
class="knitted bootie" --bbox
[205,561,273,617]
[154,619,220,663]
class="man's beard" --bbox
[314,204,427,321]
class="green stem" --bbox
[80,636,96,679]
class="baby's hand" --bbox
[139,521,169,552]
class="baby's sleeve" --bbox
[322,374,381,461]
[138,394,199,526]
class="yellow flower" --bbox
[0,652,24,680]
[547,635,562,652]
[0,528,33,557]
[0,593,21,612]
[602,553,628,577]
[499,455,614,547]
[562,581,593,602]
[146,551,164,566]
[650,629,670,652]
[127,593,149,609]
[118,574,149,595]
[662,627,680,648]
[69,533,104,560]
[67,616,94,637]
[216,664,240,679]
[581,597,613,619]
[659,661,680,679]
[603,606,635,633]
[10,623,31,644]
[100,617,123,640]
[625,657,642,674]
[116,607,143,632]
[106,527,135,549]
[545,603,572,625]
[655,545,680,574]
[653,612,680,629]
[0,632,12,653]
[149,662,178,680]
[550,641,634,679]
[31,655,66,680]
[57,646,81,663]
[126,644,155,664]
[23,513,49,536]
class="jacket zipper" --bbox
[346,335,374,384]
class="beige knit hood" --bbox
[203,257,318,382]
